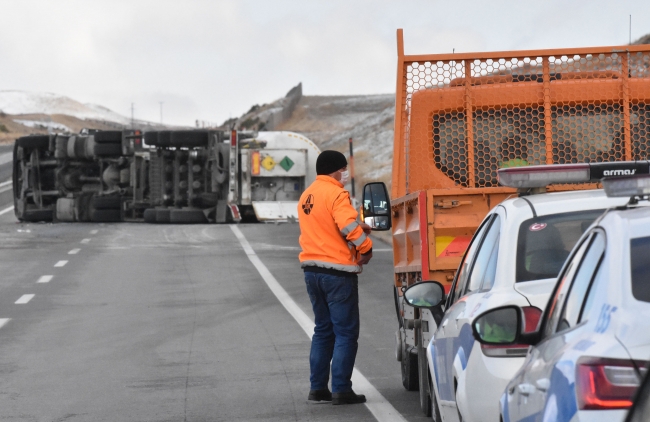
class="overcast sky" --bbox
[1,0,649,126]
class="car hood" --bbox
[513,278,556,310]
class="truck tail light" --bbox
[231,130,237,147]
[480,306,541,358]
[576,358,646,410]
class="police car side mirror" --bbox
[471,306,522,345]
[362,182,391,231]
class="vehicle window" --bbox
[516,209,605,283]
[578,257,605,323]
[542,234,593,338]
[557,233,605,332]
[450,216,494,304]
[631,236,650,302]
[467,215,501,293]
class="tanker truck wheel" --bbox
[20,209,54,222]
[156,208,171,223]
[93,143,122,157]
[170,208,208,224]
[16,135,50,150]
[418,327,432,416]
[168,131,209,148]
[143,208,157,223]
[91,196,121,210]
[401,340,419,391]
[92,131,122,144]
[90,209,122,222]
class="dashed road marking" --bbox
[0,180,11,187]
[81,238,90,244]
[0,319,10,329]
[37,275,53,284]
[68,249,80,255]
[54,260,68,267]
[230,225,407,422]
[90,230,98,235]
[0,206,14,216]
[15,294,35,304]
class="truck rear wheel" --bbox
[90,209,122,222]
[91,196,121,210]
[156,208,171,223]
[418,327,432,416]
[144,131,159,146]
[93,143,122,157]
[92,131,122,144]
[169,131,209,148]
[20,209,54,222]
[16,135,50,150]
[143,208,157,223]
[170,208,208,224]
[401,342,419,391]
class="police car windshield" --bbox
[516,209,606,283]
[631,236,650,302]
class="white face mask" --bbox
[339,170,350,184]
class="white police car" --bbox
[404,163,637,422]
[472,173,650,422]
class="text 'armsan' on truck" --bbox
[361,28,650,412]
[13,129,320,224]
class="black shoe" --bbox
[332,390,366,405]
[308,389,332,403]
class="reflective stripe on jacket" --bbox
[298,175,372,273]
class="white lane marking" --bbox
[0,179,12,188]
[373,249,392,252]
[0,185,12,194]
[0,206,14,216]
[0,319,10,329]
[229,225,406,422]
[68,249,80,255]
[54,260,68,267]
[15,294,35,304]
[90,230,98,235]
[37,275,53,283]
[80,238,90,244]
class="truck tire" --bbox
[214,143,230,184]
[144,131,159,146]
[20,209,54,222]
[401,342,419,391]
[169,131,209,148]
[90,209,122,222]
[418,327,432,416]
[156,208,171,223]
[157,131,172,147]
[93,131,122,144]
[16,135,50,150]
[91,196,121,210]
[93,143,122,157]
[170,208,208,224]
[143,208,157,223]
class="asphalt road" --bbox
[0,152,428,421]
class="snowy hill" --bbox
[0,90,130,124]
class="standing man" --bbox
[298,150,373,405]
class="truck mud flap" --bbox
[251,201,299,222]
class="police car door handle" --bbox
[517,383,536,396]
[535,378,550,392]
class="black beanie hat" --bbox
[316,150,347,175]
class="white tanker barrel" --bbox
[245,131,320,222]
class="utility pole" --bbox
[159,101,164,125]
[348,137,357,208]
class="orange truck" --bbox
[373,29,650,405]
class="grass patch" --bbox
[0,124,8,133]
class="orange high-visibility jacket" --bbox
[298,175,372,273]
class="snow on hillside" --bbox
[0,90,130,124]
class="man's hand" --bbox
[359,222,372,234]
[358,251,373,266]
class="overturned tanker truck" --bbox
[12,129,320,223]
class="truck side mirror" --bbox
[362,182,391,231]
[403,281,445,309]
